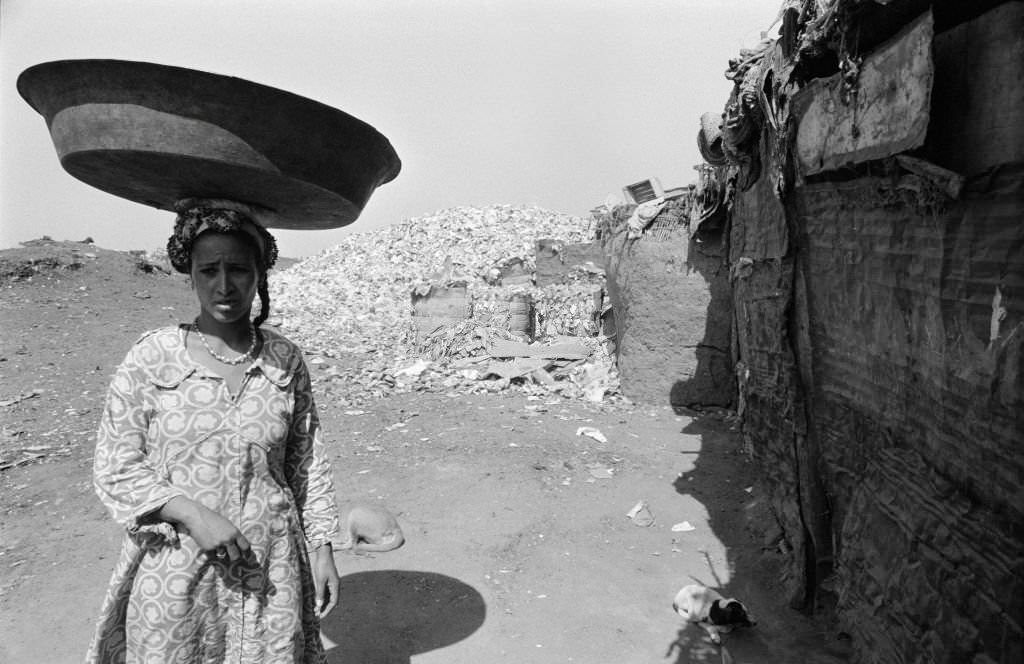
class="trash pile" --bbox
[471,282,605,339]
[268,204,624,406]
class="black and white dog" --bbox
[673,584,756,644]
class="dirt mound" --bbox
[0,239,193,472]
[0,238,167,286]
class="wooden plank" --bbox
[486,338,591,360]
[484,358,549,380]
[793,10,934,176]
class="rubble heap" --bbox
[268,204,621,406]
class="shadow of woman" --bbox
[319,569,486,664]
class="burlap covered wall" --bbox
[728,4,1024,661]
[794,168,1023,661]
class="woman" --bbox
[86,203,341,663]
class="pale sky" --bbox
[1,0,782,258]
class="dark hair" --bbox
[167,205,279,328]
[254,279,271,328]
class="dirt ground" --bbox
[0,241,852,663]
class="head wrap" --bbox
[166,200,279,275]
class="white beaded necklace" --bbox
[193,318,257,365]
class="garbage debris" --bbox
[395,359,432,379]
[575,426,608,443]
[671,521,696,532]
[626,500,655,527]
[0,453,46,472]
[266,205,625,408]
[575,362,614,403]
[627,198,668,238]
[0,389,43,408]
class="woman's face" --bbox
[189,232,261,326]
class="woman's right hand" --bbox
[159,496,251,561]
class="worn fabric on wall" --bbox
[794,166,1024,662]
[729,163,816,607]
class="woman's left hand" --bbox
[312,543,340,618]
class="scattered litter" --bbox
[0,389,42,408]
[395,359,432,378]
[575,426,607,443]
[671,521,696,532]
[343,410,367,416]
[576,362,613,403]
[0,453,46,471]
[588,466,614,479]
[626,500,655,527]
[744,486,753,493]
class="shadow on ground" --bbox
[320,570,486,664]
[664,414,852,664]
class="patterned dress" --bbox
[86,325,340,663]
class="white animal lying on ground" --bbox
[337,504,405,553]
[673,583,756,644]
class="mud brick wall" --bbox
[601,220,733,408]
[728,5,1024,661]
